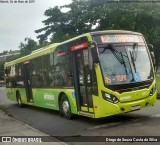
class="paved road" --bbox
[1,87,160,144]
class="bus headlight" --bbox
[102,91,119,104]
[149,84,156,96]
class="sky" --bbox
[0,0,72,53]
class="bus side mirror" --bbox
[148,44,154,51]
[89,41,99,64]
[147,44,156,67]
[150,52,156,67]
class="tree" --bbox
[19,37,38,57]
[35,0,95,43]
[35,0,160,69]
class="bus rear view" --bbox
[90,31,156,118]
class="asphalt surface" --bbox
[0,87,69,144]
[1,87,160,145]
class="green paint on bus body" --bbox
[8,88,77,113]
[5,30,157,118]
[6,82,156,118]
[91,64,156,118]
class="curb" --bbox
[0,108,68,144]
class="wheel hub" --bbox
[62,100,69,113]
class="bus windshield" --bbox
[99,44,154,86]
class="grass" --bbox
[156,76,160,97]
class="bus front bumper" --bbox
[93,93,157,118]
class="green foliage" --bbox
[35,1,160,69]
[0,51,21,80]
[0,50,9,55]
[5,55,19,62]
[19,37,38,57]
[2,0,160,80]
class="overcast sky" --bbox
[0,0,72,53]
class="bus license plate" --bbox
[131,105,140,111]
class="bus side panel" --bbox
[6,88,16,101]
[32,88,59,110]
[32,88,78,114]
[6,88,27,104]
[60,89,78,115]
[18,88,28,104]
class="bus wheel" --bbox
[16,92,23,107]
[60,95,72,119]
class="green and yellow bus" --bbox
[4,30,156,119]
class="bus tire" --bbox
[60,94,73,119]
[16,92,23,107]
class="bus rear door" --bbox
[23,61,33,103]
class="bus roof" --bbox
[4,30,142,67]
[5,43,60,67]
[90,30,142,36]
[4,33,91,67]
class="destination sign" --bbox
[71,42,88,51]
[104,75,127,84]
[100,34,144,43]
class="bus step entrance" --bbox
[79,111,94,118]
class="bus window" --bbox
[30,57,43,87]
[52,45,73,87]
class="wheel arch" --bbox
[58,92,77,115]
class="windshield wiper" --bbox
[99,44,125,63]
[99,44,128,74]
[132,43,138,61]
[129,43,138,73]
[130,50,136,73]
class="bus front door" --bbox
[23,61,33,103]
[73,49,94,116]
